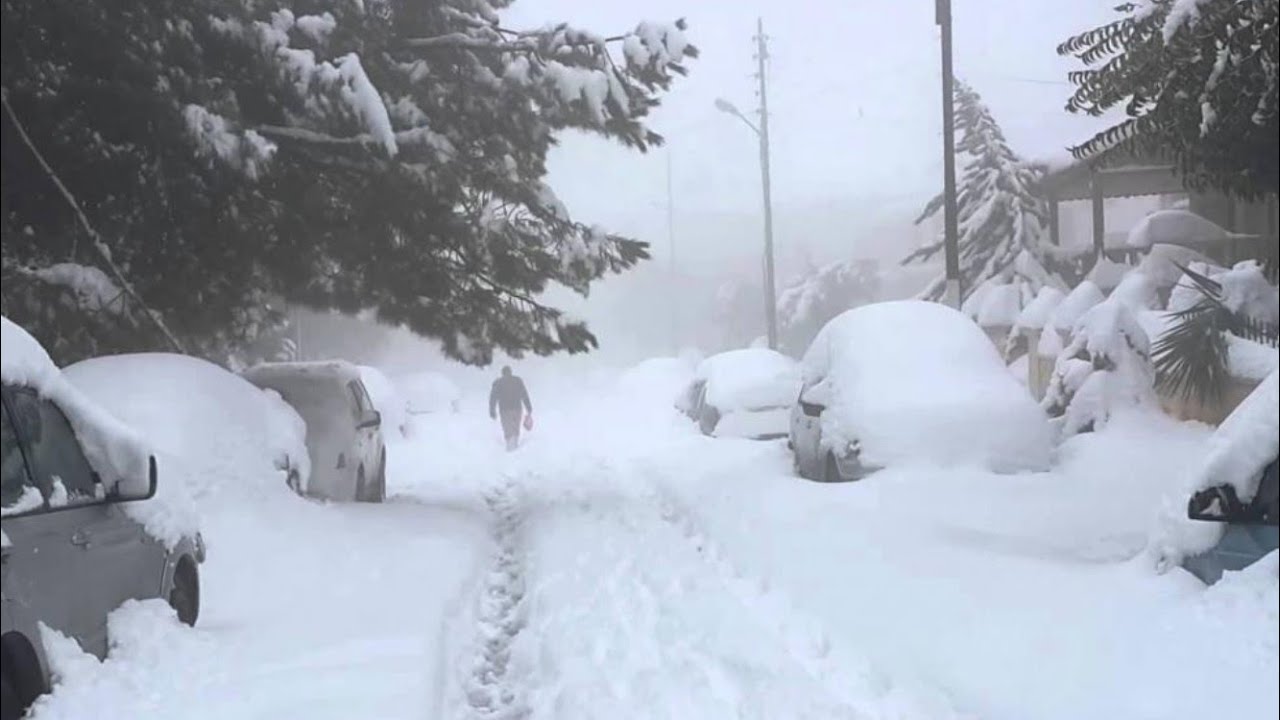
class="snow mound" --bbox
[1136,244,1218,289]
[1015,286,1066,331]
[976,283,1022,328]
[1051,281,1106,333]
[64,353,309,505]
[803,300,1053,471]
[1127,209,1235,250]
[1109,271,1160,312]
[1218,261,1279,325]
[695,348,801,412]
[0,317,193,546]
[1086,256,1134,293]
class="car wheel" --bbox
[824,452,843,483]
[168,560,200,627]
[1,633,46,720]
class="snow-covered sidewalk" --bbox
[29,487,488,720]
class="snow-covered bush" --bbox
[1042,301,1156,438]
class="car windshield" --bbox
[3,2,1277,718]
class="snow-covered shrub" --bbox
[1042,301,1156,437]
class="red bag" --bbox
[523,414,534,431]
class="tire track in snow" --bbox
[449,479,530,720]
[641,474,969,719]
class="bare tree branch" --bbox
[2,87,188,353]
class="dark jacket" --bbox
[490,375,531,415]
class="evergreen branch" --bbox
[1,87,187,353]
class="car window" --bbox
[348,381,369,415]
[7,389,100,508]
[1,394,44,514]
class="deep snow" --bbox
[24,353,1278,720]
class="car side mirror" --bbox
[113,455,159,503]
[358,410,382,430]
[799,400,825,418]
[1187,484,1246,523]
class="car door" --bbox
[350,379,380,472]
[5,388,165,658]
[791,380,825,477]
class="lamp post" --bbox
[715,95,778,350]
[937,0,962,308]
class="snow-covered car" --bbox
[63,353,312,497]
[790,300,1053,482]
[1,318,204,720]
[398,371,461,416]
[1179,371,1279,585]
[677,348,801,440]
[241,361,386,503]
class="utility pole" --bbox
[937,0,962,309]
[666,151,678,354]
[755,17,779,350]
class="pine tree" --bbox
[1,0,698,365]
[904,80,1061,303]
[776,259,881,356]
[1058,0,1279,198]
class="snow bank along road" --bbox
[28,383,1280,720]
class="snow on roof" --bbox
[1,317,197,548]
[976,283,1023,328]
[1126,209,1240,250]
[1050,281,1106,333]
[803,301,1052,471]
[695,348,801,412]
[1109,271,1160,312]
[242,359,363,385]
[1016,287,1066,330]
[66,353,310,503]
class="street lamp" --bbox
[715,96,778,351]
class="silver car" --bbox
[241,361,386,503]
[2,384,204,720]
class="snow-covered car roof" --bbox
[803,300,1052,471]
[694,348,801,412]
[65,353,312,499]
[1,316,198,548]
[242,359,364,387]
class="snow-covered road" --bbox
[27,368,1279,720]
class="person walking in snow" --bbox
[489,365,532,451]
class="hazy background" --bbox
[301,0,1151,393]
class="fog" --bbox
[305,0,1135,390]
